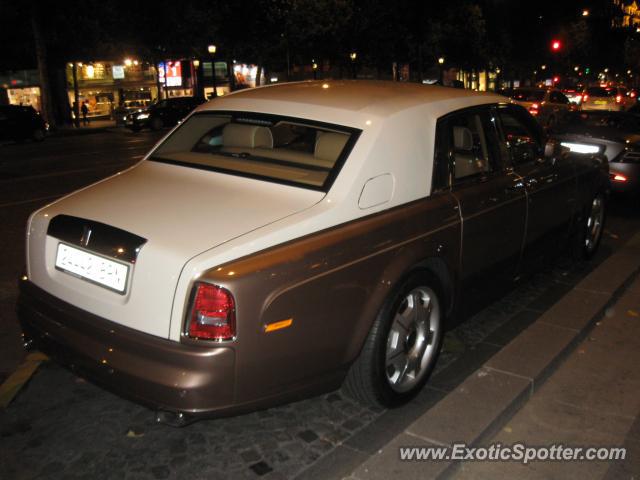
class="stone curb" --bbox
[350,234,640,480]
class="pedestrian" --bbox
[81,101,89,125]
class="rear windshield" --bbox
[150,112,359,191]
[586,87,615,97]
[510,90,545,102]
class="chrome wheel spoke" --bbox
[385,286,441,393]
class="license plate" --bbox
[55,243,129,293]
[594,100,607,105]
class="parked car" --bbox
[0,105,48,142]
[124,96,205,131]
[18,81,608,424]
[503,87,574,127]
[581,86,634,112]
[113,99,154,126]
[551,110,640,195]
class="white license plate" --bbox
[55,243,129,293]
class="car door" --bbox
[437,106,527,315]
[494,104,577,272]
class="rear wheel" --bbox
[344,272,444,407]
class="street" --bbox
[1,130,639,480]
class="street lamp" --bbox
[208,44,218,97]
[582,9,589,17]
[349,52,357,78]
[438,57,445,65]
[192,59,200,97]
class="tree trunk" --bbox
[256,64,263,87]
[30,6,56,129]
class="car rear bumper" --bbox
[17,280,235,414]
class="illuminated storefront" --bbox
[66,61,159,119]
[0,70,42,111]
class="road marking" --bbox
[0,352,48,408]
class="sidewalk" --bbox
[454,276,640,479]
[347,233,640,480]
[52,119,120,136]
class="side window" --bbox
[496,106,543,165]
[432,108,502,191]
[449,111,497,182]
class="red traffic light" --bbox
[551,40,561,51]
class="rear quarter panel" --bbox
[194,194,460,405]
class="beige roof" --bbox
[200,80,508,120]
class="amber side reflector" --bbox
[264,318,293,333]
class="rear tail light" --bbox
[611,173,627,182]
[631,92,637,98]
[187,282,236,341]
[616,94,623,104]
[529,103,539,115]
[582,94,589,102]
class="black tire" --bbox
[150,117,164,131]
[575,192,606,260]
[343,271,444,408]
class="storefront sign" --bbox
[158,61,182,87]
[113,65,125,79]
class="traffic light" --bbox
[551,40,561,51]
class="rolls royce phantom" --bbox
[17,81,609,425]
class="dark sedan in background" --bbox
[551,111,640,196]
[0,105,48,142]
[124,96,205,132]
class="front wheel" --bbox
[574,193,606,260]
[343,272,444,407]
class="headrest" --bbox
[453,126,473,151]
[222,123,273,148]
[314,131,349,162]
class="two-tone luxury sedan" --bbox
[18,81,608,425]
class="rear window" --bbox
[586,87,615,97]
[510,90,545,102]
[150,112,359,191]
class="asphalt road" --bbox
[0,131,639,479]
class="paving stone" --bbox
[482,309,540,346]
[430,342,501,392]
[485,321,577,382]
[538,287,610,331]
[577,250,640,294]
[407,367,530,446]
[352,433,447,480]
